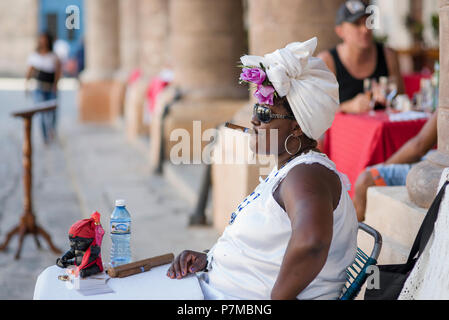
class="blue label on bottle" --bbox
[111,222,130,234]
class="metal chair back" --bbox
[339,222,383,300]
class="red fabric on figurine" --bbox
[69,211,105,276]
[69,216,95,239]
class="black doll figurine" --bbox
[56,212,105,278]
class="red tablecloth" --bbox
[323,111,428,197]
[402,73,432,99]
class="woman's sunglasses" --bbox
[253,103,295,123]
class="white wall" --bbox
[372,0,412,50]
[372,0,439,49]
[422,0,439,48]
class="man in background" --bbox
[353,112,437,221]
[318,0,404,113]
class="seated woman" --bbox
[167,38,358,300]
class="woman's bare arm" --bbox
[25,66,34,81]
[385,111,437,165]
[53,57,62,92]
[271,163,340,299]
[25,66,34,96]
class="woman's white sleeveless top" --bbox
[198,151,358,300]
[27,52,58,73]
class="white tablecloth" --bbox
[33,264,204,300]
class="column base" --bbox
[78,80,125,123]
[406,151,449,208]
[124,79,149,141]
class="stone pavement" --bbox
[0,80,219,299]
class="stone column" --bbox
[139,0,170,77]
[78,0,121,123]
[212,0,346,233]
[114,0,140,121]
[406,0,449,208]
[248,0,345,55]
[234,0,346,126]
[117,0,140,80]
[169,0,247,99]
[149,0,247,167]
[82,0,119,81]
[0,0,38,76]
[122,0,170,140]
[117,0,170,80]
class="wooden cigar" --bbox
[107,253,174,278]
[224,122,254,134]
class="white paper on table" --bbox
[64,270,114,296]
[389,111,430,122]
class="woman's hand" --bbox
[167,250,207,279]
[342,93,372,113]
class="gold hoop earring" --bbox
[284,134,302,155]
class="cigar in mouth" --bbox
[224,122,254,134]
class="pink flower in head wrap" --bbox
[240,67,266,85]
[254,85,275,105]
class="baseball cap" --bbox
[335,0,368,25]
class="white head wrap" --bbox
[240,37,339,140]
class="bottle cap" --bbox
[115,199,126,207]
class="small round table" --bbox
[0,101,62,259]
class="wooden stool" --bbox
[0,101,62,259]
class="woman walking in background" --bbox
[25,32,61,145]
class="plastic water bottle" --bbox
[110,199,131,267]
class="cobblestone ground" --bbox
[0,85,219,299]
